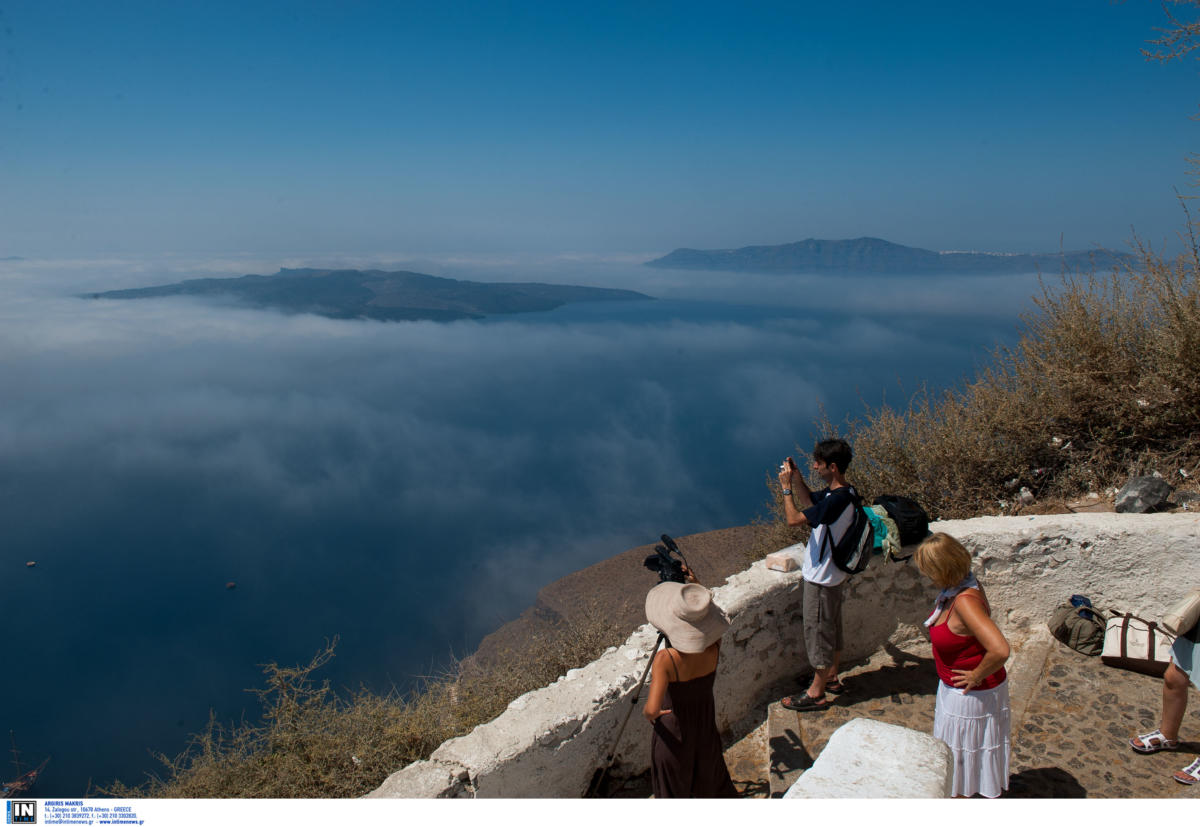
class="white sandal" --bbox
[1175,757,1200,786]
[1129,729,1179,753]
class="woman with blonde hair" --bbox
[915,532,1012,798]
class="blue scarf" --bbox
[924,571,980,627]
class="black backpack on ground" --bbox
[820,487,875,575]
[872,494,931,548]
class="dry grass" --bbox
[99,602,626,798]
[835,235,1200,520]
[743,229,1200,559]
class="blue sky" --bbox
[1,0,1197,257]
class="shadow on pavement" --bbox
[835,645,937,705]
[1007,766,1087,798]
[768,726,813,798]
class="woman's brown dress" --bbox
[650,657,737,798]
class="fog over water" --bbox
[0,255,1041,794]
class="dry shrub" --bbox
[841,233,1200,519]
[99,602,626,798]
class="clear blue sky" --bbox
[1,0,1197,256]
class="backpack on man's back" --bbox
[820,487,875,575]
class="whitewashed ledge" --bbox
[783,718,953,798]
[366,512,1200,798]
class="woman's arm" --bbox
[642,649,674,722]
[950,593,1011,692]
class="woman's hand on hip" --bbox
[950,669,981,692]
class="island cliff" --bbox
[89,267,652,322]
[645,236,1133,275]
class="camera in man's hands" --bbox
[643,534,689,583]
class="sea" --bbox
[0,255,1043,794]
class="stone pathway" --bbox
[723,630,1200,798]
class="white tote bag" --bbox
[1101,613,1175,677]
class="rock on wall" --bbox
[366,512,1200,798]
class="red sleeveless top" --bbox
[930,592,1006,690]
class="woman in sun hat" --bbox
[642,579,737,798]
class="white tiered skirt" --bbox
[932,680,1011,798]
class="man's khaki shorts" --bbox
[802,579,844,670]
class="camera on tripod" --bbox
[643,534,689,583]
[587,532,698,797]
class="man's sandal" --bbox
[826,677,847,694]
[1129,729,1180,754]
[781,693,830,712]
[1175,757,1200,786]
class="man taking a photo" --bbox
[776,438,860,711]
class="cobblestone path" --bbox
[723,634,1200,798]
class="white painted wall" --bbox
[366,512,1200,798]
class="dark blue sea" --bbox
[0,258,1040,794]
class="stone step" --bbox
[756,629,1055,798]
[1005,626,1055,729]
[784,718,953,798]
[764,641,937,797]
[766,698,815,797]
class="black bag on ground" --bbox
[820,488,875,575]
[1048,597,1108,656]
[871,494,931,547]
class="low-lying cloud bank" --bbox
[0,254,1035,793]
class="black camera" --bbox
[643,534,688,583]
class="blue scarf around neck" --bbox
[925,571,980,627]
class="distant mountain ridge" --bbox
[645,237,1134,275]
[89,267,652,322]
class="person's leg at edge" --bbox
[1163,660,1198,783]
[1161,661,1189,743]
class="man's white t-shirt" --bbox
[800,486,858,587]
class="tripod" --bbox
[584,534,694,797]
[583,630,668,798]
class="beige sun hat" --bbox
[644,582,731,653]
